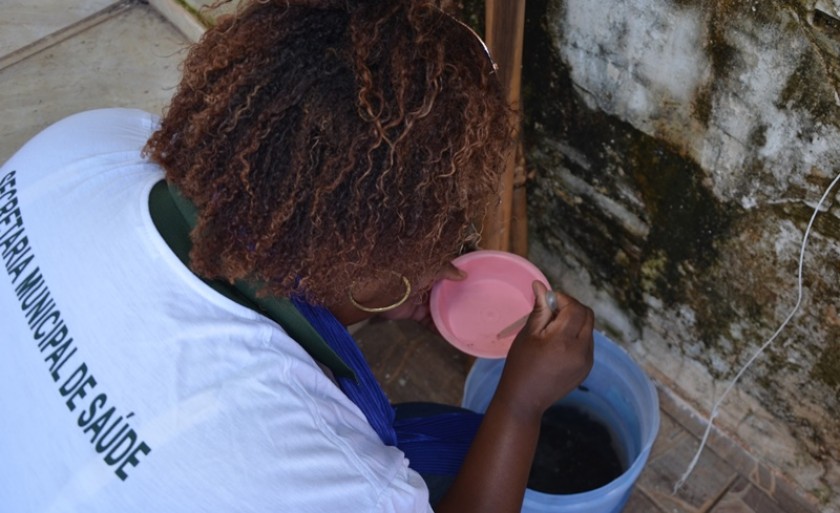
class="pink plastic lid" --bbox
[430,250,551,358]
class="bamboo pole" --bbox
[481,0,528,255]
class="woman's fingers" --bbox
[525,281,554,332]
[526,284,591,338]
[502,286,595,414]
[542,291,590,336]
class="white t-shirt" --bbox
[0,108,432,513]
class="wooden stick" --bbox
[481,0,527,252]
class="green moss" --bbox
[690,1,839,128]
[812,334,840,396]
[691,2,739,127]
[810,483,834,507]
[778,50,840,126]
[772,198,840,241]
[626,137,733,304]
[748,124,768,149]
[776,4,840,126]
[521,0,736,321]
[811,6,840,36]
[691,40,736,126]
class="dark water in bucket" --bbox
[527,404,625,494]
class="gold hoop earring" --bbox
[348,272,412,313]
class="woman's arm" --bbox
[435,282,594,513]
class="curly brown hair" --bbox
[145,0,512,306]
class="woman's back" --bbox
[0,108,431,512]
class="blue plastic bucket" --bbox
[462,331,659,513]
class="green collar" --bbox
[148,179,356,380]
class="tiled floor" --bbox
[0,0,187,163]
[0,2,826,512]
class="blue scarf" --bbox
[291,297,483,476]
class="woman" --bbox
[0,0,593,511]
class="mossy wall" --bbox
[520,0,840,506]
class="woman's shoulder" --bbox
[39,108,159,146]
[2,108,159,174]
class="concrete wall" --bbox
[521,0,840,507]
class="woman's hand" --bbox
[496,281,595,419]
[377,262,466,326]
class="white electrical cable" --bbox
[673,170,840,493]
